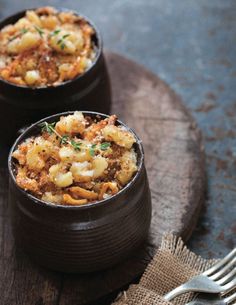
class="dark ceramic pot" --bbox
[0,9,111,145]
[8,111,152,273]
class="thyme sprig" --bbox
[21,28,29,34]
[57,34,70,50]
[100,142,111,151]
[71,140,82,151]
[39,122,56,134]
[9,28,29,42]
[39,121,111,154]
[34,26,44,37]
[39,121,81,151]
[50,29,61,36]
[89,144,97,156]
[60,135,69,145]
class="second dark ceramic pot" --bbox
[8,111,152,273]
[0,9,111,145]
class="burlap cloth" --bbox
[112,234,217,305]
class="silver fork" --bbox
[164,248,236,301]
[186,291,236,305]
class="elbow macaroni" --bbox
[12,112,138,206]
[0,7,96,87]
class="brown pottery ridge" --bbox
[8,111,152,273]
[0,8,111,145]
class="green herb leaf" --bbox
[21,28,28,34]
[9,35,18,42]
[62,34,70,39]
[56,34,70,49]
[60,42,66,50]
[89,144,97,156]
[89,149,95,156]
[39,122,56,135]
[60,135,69,145]
[100,142,111,151]
[51,29,61,36]
[71,140,82,151]
[57,39,62,45]
[34,26,44,37]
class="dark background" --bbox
[0,0,235,271]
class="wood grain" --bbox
[0,51,205,305]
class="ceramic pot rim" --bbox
[8,111,145,210]
[0,7,102,91]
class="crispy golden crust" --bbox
[0,7,96,87]
[12,112,138,206]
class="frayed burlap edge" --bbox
[112,233,217,305]
[159,233,215,272]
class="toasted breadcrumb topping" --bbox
[0,7,96,87]
[12,112,138,205]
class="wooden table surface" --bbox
[0,0,236,304]
[0,0,235,260]
[0,51,205,305]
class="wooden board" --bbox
[0,51,205,305]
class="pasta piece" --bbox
[0,7,96,86]
[59,146,92,162]
[55,111,86,135]
[40,15,58,30]
[49,33,76,54]
[26,10,42,27]
[49,30,83,54]
[58,11,79,23]
[26,138,54,171]
[69,186,98,200]
[74,149,92,162]
[26,147,45,171]
[0,57,6,69]
[92,156,108,178]
[7,32,41,54]
[49,164,73,187]
[102,125,136,149]
[58,146,74,161]
[58,63,74,81]
[42,192,63,204]
[98,182,119,200]
[63,194,87,205]
[116,149,137,185]
[25,70,40,85]
[12,113,138,206]
[14,17,31,30]
[70,161,94,182]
